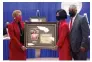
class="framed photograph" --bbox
[24,22,58,49]
[30,17,46,22]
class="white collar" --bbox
[69,14,77,30]
[71,14,77,25]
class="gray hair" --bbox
[12,10,22,17]
[69,5,77,10]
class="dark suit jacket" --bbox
[70,14,90,52]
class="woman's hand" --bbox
[52,46,58,50]
[80,47,86,52]
[21,46,27,51]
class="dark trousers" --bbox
[71,51,87,60]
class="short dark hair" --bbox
[56,9,67,20]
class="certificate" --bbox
[40,34,52,44]
[24,22,58,48]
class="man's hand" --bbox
[80,47,86,52]
[21,46,27,51]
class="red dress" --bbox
[57,20,72,60]
[8,21,26,60]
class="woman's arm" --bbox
[8,24,22,48]
[57,24,68,48]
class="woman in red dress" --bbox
[56,9,72,60]
[8,10,26,60]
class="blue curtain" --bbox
[3,2,90,60]
[3,40,9,60]
[3,2,90,26]
[79,2,90,24]
[3,2,61,27]
[3,40,35,60]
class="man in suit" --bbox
[69,5,90,60]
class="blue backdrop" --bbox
[3,2,90,27]
[3,2,90,60]
[3,2,61,27]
